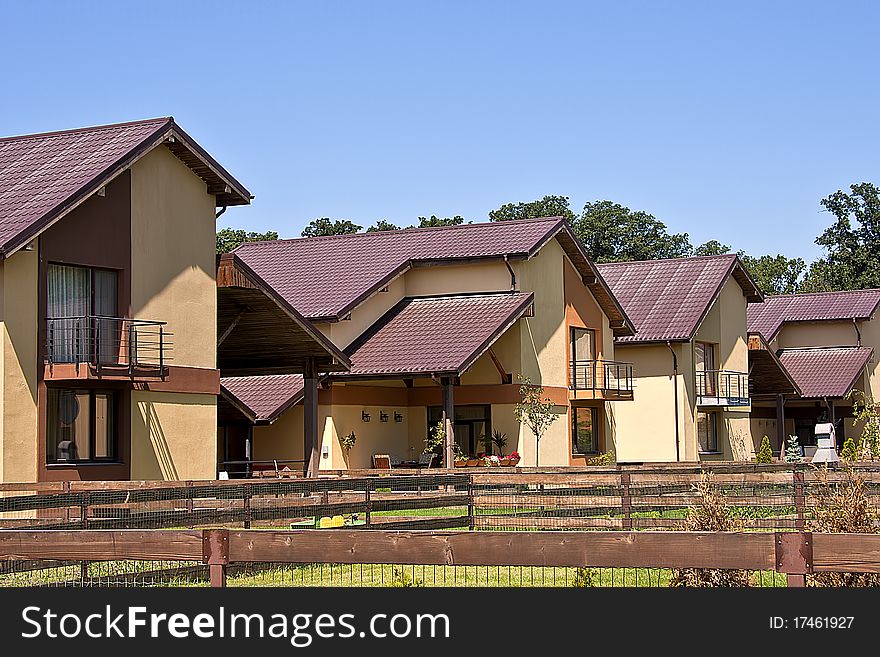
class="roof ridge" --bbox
[597,253,737,267]
[234,216,565,249]
[778,345,871,352]
[762,288,880,301]
[0,117,172,143]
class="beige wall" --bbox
[776,321,859,350]
[0,249,39,482]
[130,391,217,480]
[130,146,217,370]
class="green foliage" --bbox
[784,435,803,463]
[339,431,357,452]
[693,240,730,256]
[848,389,880,460]
[808,182,880,292]
[585,450,616,466]
[491,429,508,456]
[389,567,424,587]
[424,421,445,455]
[366,220,400,232]
[571,567,597,587]
[575,200,692,263]
[514,375,560,466]
[216,227,279,253]
[301,217,362,237]
[841,437,858,462]
[739,254,806,295]
[417,215,466,228]
[489,195,578,223]
[756,435,773,464]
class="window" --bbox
[572,407,600,454]
[428,405,491,455]
[570,328,595,361]
[695,341,717,396]
[46,389,117,463]
[697,411,719,453]
[47,263,118,364]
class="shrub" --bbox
[389,567,424,587]
[339,431,357,452]
[841,437,858,462]
[808,466,880,587]
[848,389,880,460]
[668,474,752,587]
[784,435,803,463]
[586,450,615,466]
[571,567,597,587]
[755,435,773,464]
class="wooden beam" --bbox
[304,358,319,477]
[218,307,247,346]
[487,347,511,384]
[441,377,455,467]
[776,394,786,455]
[0,530,204,561]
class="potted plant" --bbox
[491,429,508,457]
[466,456,480,466]
[506,451,521,466]
[487,455,500,467]
[340,430,357,452]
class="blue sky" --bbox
[1,1,877,261]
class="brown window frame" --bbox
[571,406,600,455]
[46,387,119,465]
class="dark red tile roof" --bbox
[344,292,534,377]
[597,255,762,343]
[221,374,304,423]
[747,289,880,341]
[0,117,251,257]
[777,347,873,398]
[232,217,634,335]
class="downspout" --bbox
[667,341,681,461]
[215,205,228,219]
[503,255,517,290]
[853,318,862,346]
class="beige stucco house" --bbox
[0,118,251,482]
[747,289,880,457]
[597,255,765,462]
[218,217,639,472]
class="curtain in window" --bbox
[47,264,89,363]
[93,269,118,364]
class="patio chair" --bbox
[418,452,437,468]
[372,454,392,470]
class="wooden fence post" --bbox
[467,475,475,531]
[185,480,194,529]
[620,473,632,531]
[792,471,805,531]
[775,531,812,587]
[203,529,229,588]
[364,486,372,527]
[63,481,71,525]
[243,485,252,530]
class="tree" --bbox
[301,218,362,237]
[785,435,803,463]
[574,200,692,262]
[366,220,400,232]
[808,182,880,291]
[489,195,577,223]
[417,215,466,228]
[216,227,279,254]
[693,240,730,256]
[740,254,806,295]
[756,435,773,464]
[513,375,560,467]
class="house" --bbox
[0,117,251,482]
[746,289,880,456]
[596,254,765,462]
[218,217,637,472]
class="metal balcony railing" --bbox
[569,359,634,397]
[695,369,749,405]
[46,315,171,375]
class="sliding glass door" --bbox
[47,264,118,364]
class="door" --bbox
[695,341,716,396]
[570,328,596,389]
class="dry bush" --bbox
[808,466,880,587]
[668,473,753,587]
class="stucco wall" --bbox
[130,391,217,480]
[775,321,859,350]
[130,146,217,370]
[0,249,39,482]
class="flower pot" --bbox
[499,459,511,466]
[467,459,479,466]
[508,457,521,466]
[454,461,466,468]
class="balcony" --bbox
[45,315,171,379]
[569,359,634,400]
[696,369,749,407]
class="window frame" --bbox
[46,387,119,465]
[571,406,601,456]
[696,410,719,454]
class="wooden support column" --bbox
[776,394,786,456]
[304,358,320,478]
[441,377,455,468]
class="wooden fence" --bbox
[1,527,879,587]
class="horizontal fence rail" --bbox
[2,528,880,587]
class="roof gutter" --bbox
[666,341,681,462]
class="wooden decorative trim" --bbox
[43,365,220,395]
